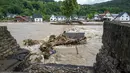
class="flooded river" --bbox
[0,22,103,66]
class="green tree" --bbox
[87,13,93,19]
[61,0,79,19]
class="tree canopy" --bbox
[61,0,79,17]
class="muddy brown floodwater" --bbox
[0,22,103,66]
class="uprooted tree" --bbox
[61,0,80,23]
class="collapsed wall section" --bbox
[0,26,20,60]
[0,26,30,71]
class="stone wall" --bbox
[0,26,30,71]
[0,26,20,60]
[95,21,130,73]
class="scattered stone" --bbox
[25,63,94,73]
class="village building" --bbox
[50,15,57,22]
[93,11,119,21]
[93,14,102,21]
[113,12,130,21]
[111,14,119,19]
[32,14,43,22]
[99,11,114,21]
[50,15,87,22]
[71,16,79,20]
[78,16,86,21]
[15,16,30,22]
[57,16,66,21]
[7,13,17,18]
[50,15,66,22]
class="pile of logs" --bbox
[23,33,87,59]
[49,34,87,46]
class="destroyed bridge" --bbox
[0,21,130,73]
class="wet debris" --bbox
[23,32,87,60]
[23,39,44,46]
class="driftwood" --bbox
[53,36,87,46]
[23,39,44,46]
[23,34,87,59]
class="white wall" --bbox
[50,16,66,22]
[120,13,130,21]
[34,18,43,22]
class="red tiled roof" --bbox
[15,16,29,21]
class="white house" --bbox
[32,14,43,22]
[114,12,130,21]
[78,16,86,21]
[101,11,114,21]
[7,13,17,18]
[50,15,66,22]
[57,16,66,21]
[93,11,114,21]
[71,16,78,20]
[93,14,101,21]
[50,15,57,22]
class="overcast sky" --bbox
[54,0,111,4]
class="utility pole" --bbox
[75,45,79,54]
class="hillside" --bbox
[0,0,61,20]
[78,0,130,17]
[93,0,130,13]
[0,0,130,20]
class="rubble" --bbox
[23,31,87,60]
[24,63,94,73]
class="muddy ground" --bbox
[0,22,103,66]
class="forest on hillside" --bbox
[0,0,130,20]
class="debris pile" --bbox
[23,39,43,46]
[23,32,87,62]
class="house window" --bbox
[126,18,128,20]
[35,19,39,21]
